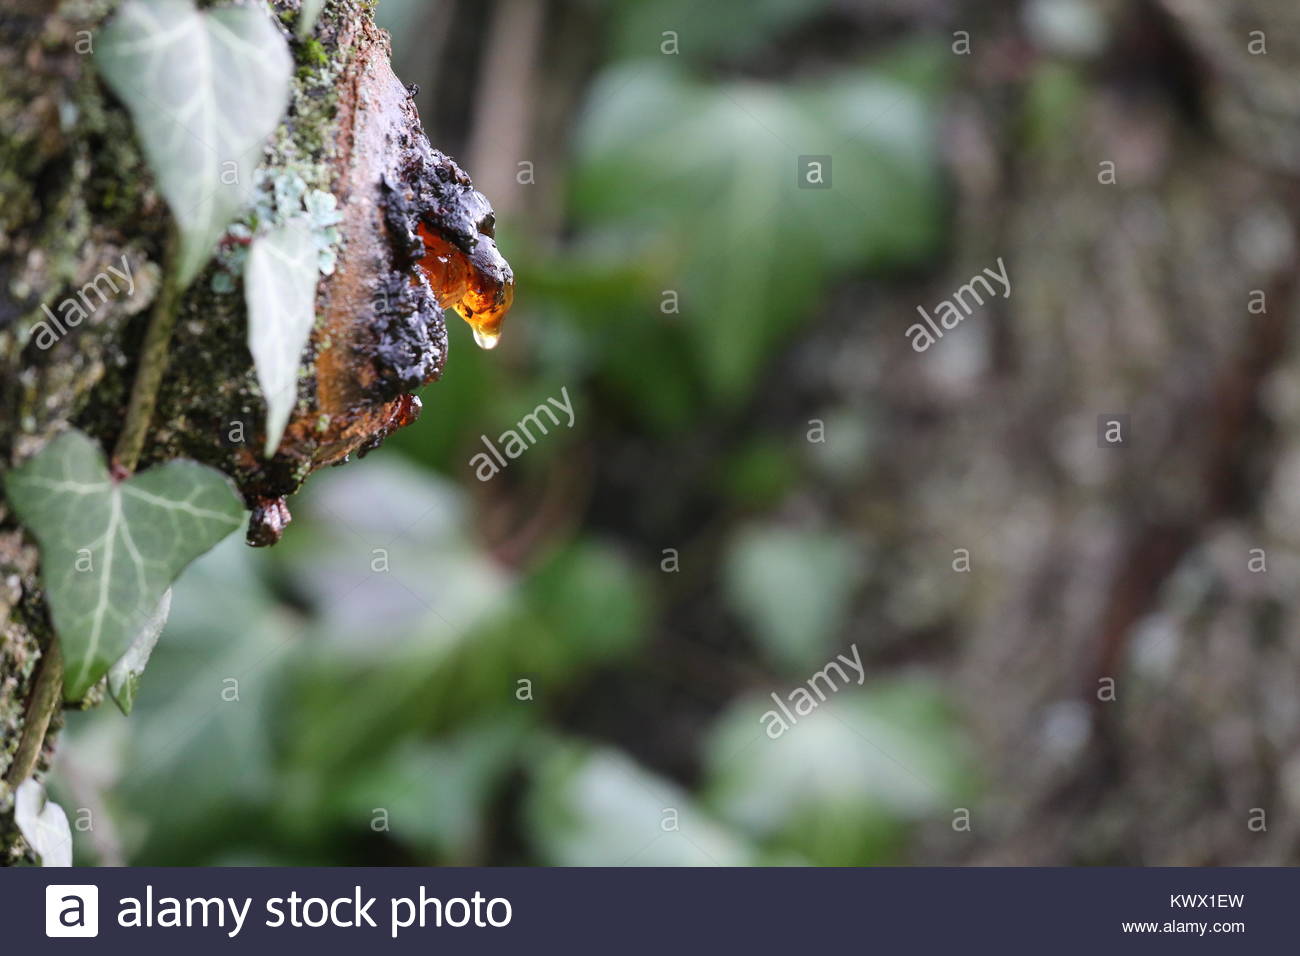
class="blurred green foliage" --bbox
[723,525,862,673]
[566,54,945,419]
[53,0,974,867]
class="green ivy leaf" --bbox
[14,780,72,867]
[107,588,172,715]
[723,525,861,672]
[113,536,288,859]
[573,62,943,404]
[3,430,244,701]
[703,682,971,865]
[97,0,293,287]
[245,219,319,456]
[525,738,756,866]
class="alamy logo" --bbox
[904,257,1011,352]
[46,884,99,937]
[29,255,136,350]
[468,386,576,481]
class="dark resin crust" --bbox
[234,34,511,545]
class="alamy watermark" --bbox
[469,386,575,481]
[760,643,866,739]
[905,256,1010,352]
[30,255,136,350]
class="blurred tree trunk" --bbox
[0,0,433,864]
[915,0,1300,863]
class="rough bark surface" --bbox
[0,0,486,863]
[910,0,1300,863]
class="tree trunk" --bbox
[0,0,506,863]
[927,0,1300,863]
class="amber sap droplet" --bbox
[416,223,514,350]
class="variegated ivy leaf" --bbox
[97,0,293,287]
[107,588,172,715]
[3,430,243,701]
[14,780,72,868]
[245,218,319,456]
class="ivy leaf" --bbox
[107,588,172,715]
[3,430,244,701]
[573,62,943,405]
[526,739,756,866]
[97,0,293,287]
[14,780,72,867]
[723,524,861,672]
[703,682,970,864]
[245,219,319,456]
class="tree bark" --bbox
[922,0,1300,863]
[0,0,506,863]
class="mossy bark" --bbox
[0,0,450,863]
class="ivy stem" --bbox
[4,639,62,788]
[114,228,182,474]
